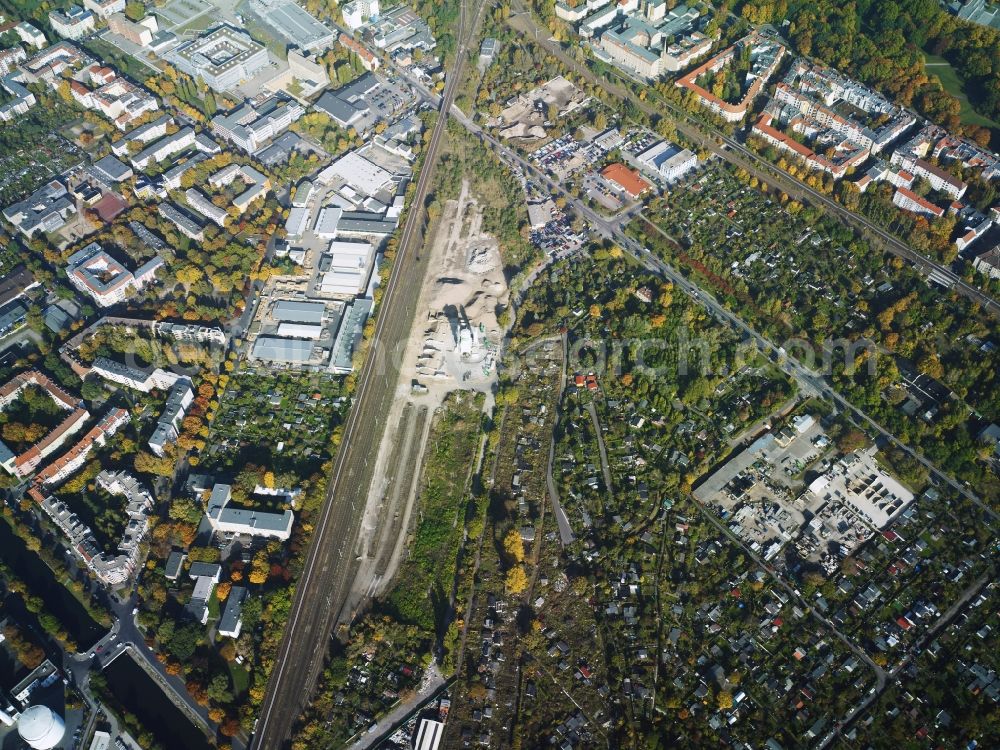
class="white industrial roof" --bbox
[314,206,343,237]
[414,719,444,750]
[319,151,392,196]
[285,206,309,237]
[252,336,313,362]
[273,299,325,324]
[320,268,364,295]
[276,322,323,338]
[327,239,373,267]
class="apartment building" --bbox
[752,112,868,179]
[148,377,193,456]
[90,357,182,392]
[153,321,226,345]
[20,41,92,85]
[342,0,380,30]
[0,371,89,477]
[0,47,25,76]
[158,202,205,240]
[65,242,163,306]
[49,6,95,40]
[973,246,1000,279]
[84,0,126,19]
[772,59,914,154]
[893,187,945,219]
[69,66,159,130]
[111,114,172,157]
[130,126,194,170]
[205,483,294,541]
[210,95,304,153]
[676,33,785,122]
[185,188,229,227]
[107,12,157,46]
[0,71,36,122]
[35,408,130,487]
[14,22,47,48]
[889,124,983,199]
[890,154,968,199]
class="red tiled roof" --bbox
[339,33,377,64]
[93,192,127,222]
[895,186,944,217]
[35,408,128,485]
[677,36,783,117]
[13,408,88,470]
[601,163,651,198]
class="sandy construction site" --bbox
[342,181,508,616]
[491,75,590,140]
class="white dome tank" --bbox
[17,704,65,750]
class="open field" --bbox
[344,178,504,625]
[923,54,1000,131]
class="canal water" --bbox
[103,652,213,750]
[0,520,104,649]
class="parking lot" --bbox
[582,172,624,212]
[620,129,658,158]
[531,135,590,180]
[354,77,414,133]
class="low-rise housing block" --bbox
[49,6,95,41]
[148,377,193,456]
[205,483,294,541]
[130,126,194,169]
[35,407,130,487]
[3,179,76,237]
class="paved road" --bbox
[68,594,218,738]
[455,105,994,526]
[816,570,994,749]
[63,592,225,750]
[348,664,446,750]
[249,4,493,749]
[505,5,1000,320]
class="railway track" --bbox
[249,3,492,748]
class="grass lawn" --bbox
[207,594,221,621]
[228,662,250,697]
[923,53,1000,131]
[386,392,485,632]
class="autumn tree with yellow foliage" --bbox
[505,565,528,595]
[503,528,524,563]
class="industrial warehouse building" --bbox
[252,336,314,363]
[251,0,334,52]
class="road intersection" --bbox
[248,7,996,747]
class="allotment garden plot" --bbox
[205,371,348,475]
